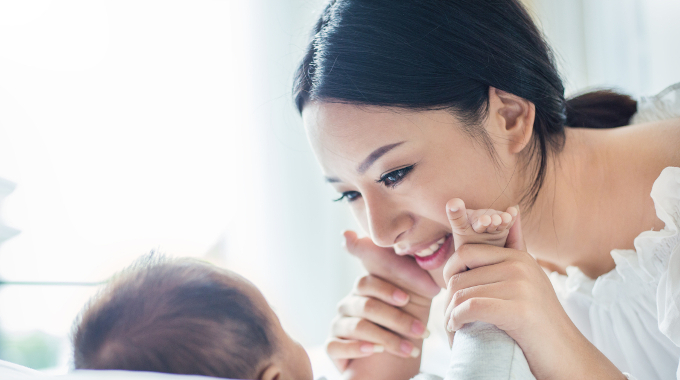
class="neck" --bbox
[519,127,646,278]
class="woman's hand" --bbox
[327,274,432,370]
[342,231,441,299]
[442,211,623,379]
[326,231,440,379]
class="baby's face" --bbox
[232,274,314,380]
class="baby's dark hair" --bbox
[72,255,275,379]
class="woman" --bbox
[294,1,680,379]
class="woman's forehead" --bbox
[303,102,459,164]
[302,102,412,169]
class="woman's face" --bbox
[303,100,525,286]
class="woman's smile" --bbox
[413,234,453,270]
[396,234,454,271]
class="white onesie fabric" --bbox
[412,83,680,380]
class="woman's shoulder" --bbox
[626,82,680,180]
[550,166,680,301]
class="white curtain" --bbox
[0,1,362,371]
[527,0,680,97]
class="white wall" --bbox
[528,0,680,97]
[0,0,363,371]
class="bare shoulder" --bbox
[651,118,680,165]
[616,119,679,232]
[626,118,680,166]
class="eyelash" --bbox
[376,164,415,188]
[333,164,416,203]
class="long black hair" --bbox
[293,0,637,208]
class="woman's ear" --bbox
[487,87,535,154]
[259,364,281,380]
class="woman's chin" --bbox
[429,267,447,289]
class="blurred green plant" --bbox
[0,330,63,369]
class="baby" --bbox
[72,256,315,380]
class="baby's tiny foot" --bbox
[446,198,518,251]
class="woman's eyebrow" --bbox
[356,141,405,174]
[324,141,406,183]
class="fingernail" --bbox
[411,319,426,336]
[422,328,431,339]
[450,206,459,212]
[392,289,409,304]
[446,319,454,332]
[400,340,419,357]
[360,343,383,353]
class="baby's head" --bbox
[72,257,313,380]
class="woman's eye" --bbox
[333,191,361,203]
[377,165,415,188]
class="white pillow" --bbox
[0,361,223,380]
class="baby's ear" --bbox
[259,364,281,380]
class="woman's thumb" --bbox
[505,210,526,251]
[342,230,359,255]
[342,230,377,260]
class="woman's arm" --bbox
[327,231,440,380]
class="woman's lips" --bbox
[414,234,453,271]
[414,236,446,257]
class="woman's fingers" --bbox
[448,297,510,332]
[338,295,429,339]
[442,241,532,281]
[326,337,382,358]
[325,338,377,371]
[444,281,517,330]
[332,317,421,358]
[505,211,526,251]
[444,260,528,308]
[353,275,410,307]
[343,230,441,299]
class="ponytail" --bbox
[566,90,637,129]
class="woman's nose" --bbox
[364,194,413,248]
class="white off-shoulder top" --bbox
[550,84,680,380]
[550,166,680,379]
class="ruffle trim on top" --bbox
[550,167,680,306]
[631,83,680,125]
